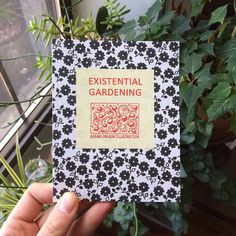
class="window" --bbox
[0,0,60,151]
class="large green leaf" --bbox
[181,104,197,126]
[183,53,202,74]
[191,0,207,17]
[183,84,203,110]
[195,62,213,89]
[118,20,136,40]
[145,0,163,22]
[198,43,214,55]
[206,94,236,121]
[158,11,174,26]
[170,16,190,34]
[208,4,228,25]
[216,38,236,59]
[226,56,236,72]
[197,121,213,136]
[207,82,231,99]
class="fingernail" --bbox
[59,192,78,214]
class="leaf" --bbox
[183,52,202,74]
[183,84,203,110]
[198,43,214,55]
[15,134,27,186]
[195,62,213,89]
[207,82,231,99]
[216,38,236,59]
[0,156,25,188]
[118,20,136,40]
[138,15,148,26]
[149,21,161,34]
[197,121,213,136]
[181,123,196,144]
[234,0,236,13]
[196,133,210,148]
[145,0,163,22]
[191,0,207,17]
[208,4,228,25]
[170,16,190,34]
[181,104,196,126]
[200,30,214,41]
[134,33,145,41]
[158,11,174,26]
[207,98,230,121]
[226,56,236,72]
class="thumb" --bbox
[38,192,79,236]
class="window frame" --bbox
[0,0,61,171]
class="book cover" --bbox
[52,39,180,202]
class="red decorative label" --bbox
[90,103,140,138]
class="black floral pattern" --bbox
[63,55,74,65]
[107,56,117,66]
[62,138,72,148]
[95,51,105,61]
[53,49,63,60]
[52,39,180,202]
[118,50,128,60]
[67,95,76,106]
[66,161,76,171]
[145,150,156,160]
[58,66,68,77]
[90,41,99,49]
[64,40,74,49]
[62,124,73,135]
[68,74,76,85]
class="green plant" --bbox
[0,136,52,227]
[116,0,236,234]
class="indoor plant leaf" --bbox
[208,4,228,25]
[182,52,202,74]
[15,134,27,186]
[182,83,203,110]
[207,82,231,99]
[191,0,207,17]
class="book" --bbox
[52,39,180,202]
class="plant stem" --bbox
[0,185,27,189]
[0,54,50,62]
[62,0,84,10]
[62,0,74,38]
[0,94,51,106]
[42,14,66,39]
[133,202,139,236]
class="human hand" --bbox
[0,183,114,236]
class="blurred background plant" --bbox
[0,135,52,227]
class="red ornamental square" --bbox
[90,103,140,135]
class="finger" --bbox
[8,183,52,222]
[36,200,93,228]
[68,202,115,236]
[38,192,79,236]
[36,206,55,228]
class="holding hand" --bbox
[0,183,114,236]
